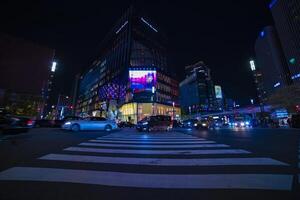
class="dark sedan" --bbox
[0,115,34,134]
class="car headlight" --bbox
[245,121,250,125]
[194,123,198,126]
[64,122,71,125]
[142,122,148,125]
[234,123,238,126]
[240,122,245,126]
[202,123,207,127]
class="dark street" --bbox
[0,128,299,200]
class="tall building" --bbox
[214,85,224,111]
[249,60,266,111]
[76,6,180,123]
[255,26,292,97]
[179,61,215,115]
[0,33,55,117]
[270,0,300,82]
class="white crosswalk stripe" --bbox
[0,131,292,191]
[78,142,228,148]
[298,143,300,184]
[89,139,213,144]
[0,167,293,190]
[39,154,289,167]
[97,137,205,141]
[64,146,251,155]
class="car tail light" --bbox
[27,120,34,126]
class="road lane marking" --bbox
[96,137,206,141]
[39,154,289,167]
[79,142,229,149]
[102,136,198,139]
[0,167,292,190]
[103,134,196,137]
[89,139,214,144]
[64,147,251,155]
[102,134,196,138]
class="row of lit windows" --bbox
[157,72,178,87]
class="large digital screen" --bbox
[129,70,157,93]
[215,85,223,99]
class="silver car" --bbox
[62,117,118,132]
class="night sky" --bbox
[0,0,273,105]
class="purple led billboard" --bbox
[129,70,157,93]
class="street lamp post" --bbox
[172,101,175,120]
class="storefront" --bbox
[119,102,181,124]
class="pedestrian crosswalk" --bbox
[299,142,300,184]
[0,131,294,191]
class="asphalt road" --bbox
[0,127,299,200]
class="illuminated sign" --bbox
[250,60,256,71]
[215,85,223,99]
[51,62,57,72]
[129,70,157,94]
[141,17,158,32]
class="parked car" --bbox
[35,119,55,128]
[291,114,300,128]
[182,119,199,128]
[53,116,83,128]
[0,115,34,134]
[172,120,182,128]
[136,115,172,132]
[62,117,118,132]
[118,121,135,128]
[196,119,209,129]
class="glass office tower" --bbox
[270,0,300,82]
[76,6,180,123]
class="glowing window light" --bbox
[292,73,300,80]
[250,60,256,71]
[51,62,57,72]
[289,58,296,65]
[274,82,281,88]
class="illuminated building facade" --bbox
[76,6,180,122]
[179,61,216,115]
[255,26,292,98]
[0,33,55,118]
[270,0,300,83]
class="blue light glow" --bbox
[269,0,278,9]
[274,82,281,88]
[142,135,149,139]
[292,73,300,80]
[260,31,265,37]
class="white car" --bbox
[62,117,118,132]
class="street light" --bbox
[172,102,175,120]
